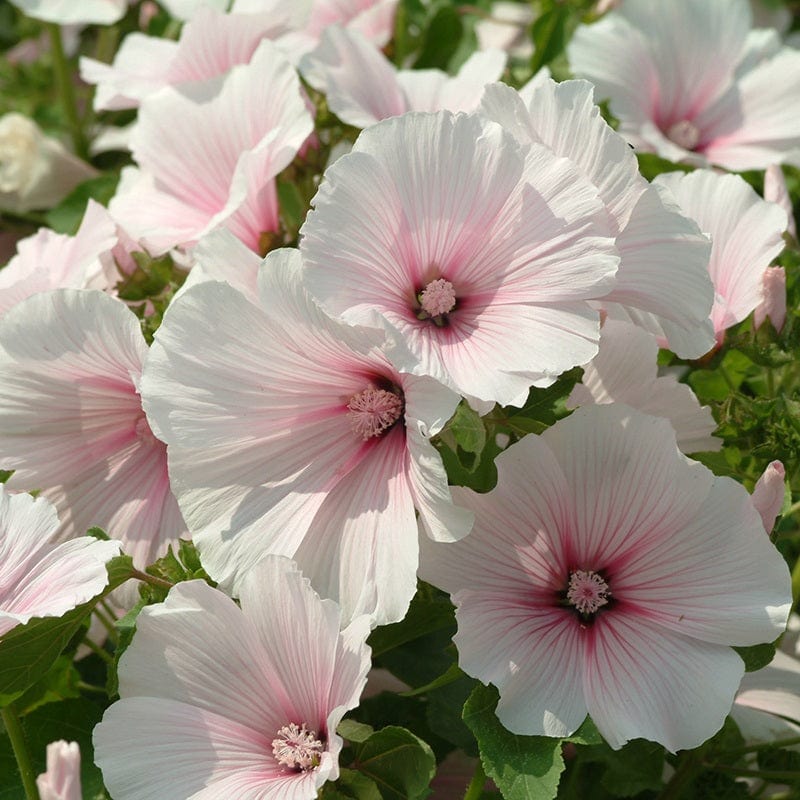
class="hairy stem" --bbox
[1,705,41,800]
[47,24,88,160]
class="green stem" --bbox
[704,762,800,782]
[77,681,107,696]
[463,759,487,800]
[1,705,41,800]
[791,558,800,610]
[47,23,88,160]
[787,499,800,518]
[162,19,182,40]
[81,26,121,133]
[766,367,776,398]
[94,602,119,643]
[716,735,800,758]
[81,635,114,665]
[658,750,704,800]
[1,209,48,227]
[130,568,173,590]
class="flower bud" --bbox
[754,266,787,333]
[752,460,786,535]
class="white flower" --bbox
[0,114,95,214]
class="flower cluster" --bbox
[0,0,798,798]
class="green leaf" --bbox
[116,250,176,302]
[733,641,777,672]
[425,670,479,755]
[401,662,465,697]
[12,655,80,716]
[368,585,455,658]
[436,431,502,491]
[352,691,452,763]
[680,771,750,799]
[339,719,375,744]
[462,684,564,800]
[44,173,120,234]
[444,401,487,455]
[565,717,603,746]
[277,178,307,241]
[688,349,755,403]
[106,597,147,698]
[105,554,136,589]
[0,607,89,707]
[413,6,463,69]
[0,697,107,800]
[140,540,214,604]
[635,152,692,181]
[580,739,665,797]
[501,370,580,433]
[321,768,383,800]
[529,6,569,75]
[757,745,800,778]
[0,555,133,706]
[351,726,436,800]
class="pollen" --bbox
[272,723,324,771]
[666,119,701,151]
[347,386,404,440]
[566,569,610,616]
[418,278,457,320]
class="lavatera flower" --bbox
[0,486,119,639]
[0,290,187,588]
[94,556,372,800]
[300,110,621,411]
[420,404,791,752]
[568,0,800,170]
[141,247,473,626]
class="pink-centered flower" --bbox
[0,200,147,317]
[568,0,800,170]
[108,39,313,255]
[93,556,372,800]
[300,0,399,49]
[0,486,119,638]
[0,200,117,317]
[480,78,715,358]
[301,26,506,129]
[80,5,302,111]
[653,169,787,344]
[567,320,720,453]
[141,247,472,625]
[36,741,82,800]
[0,289,187,578]
[300,110,620,409]
[178,228,264,302]
[419,404,791,752]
